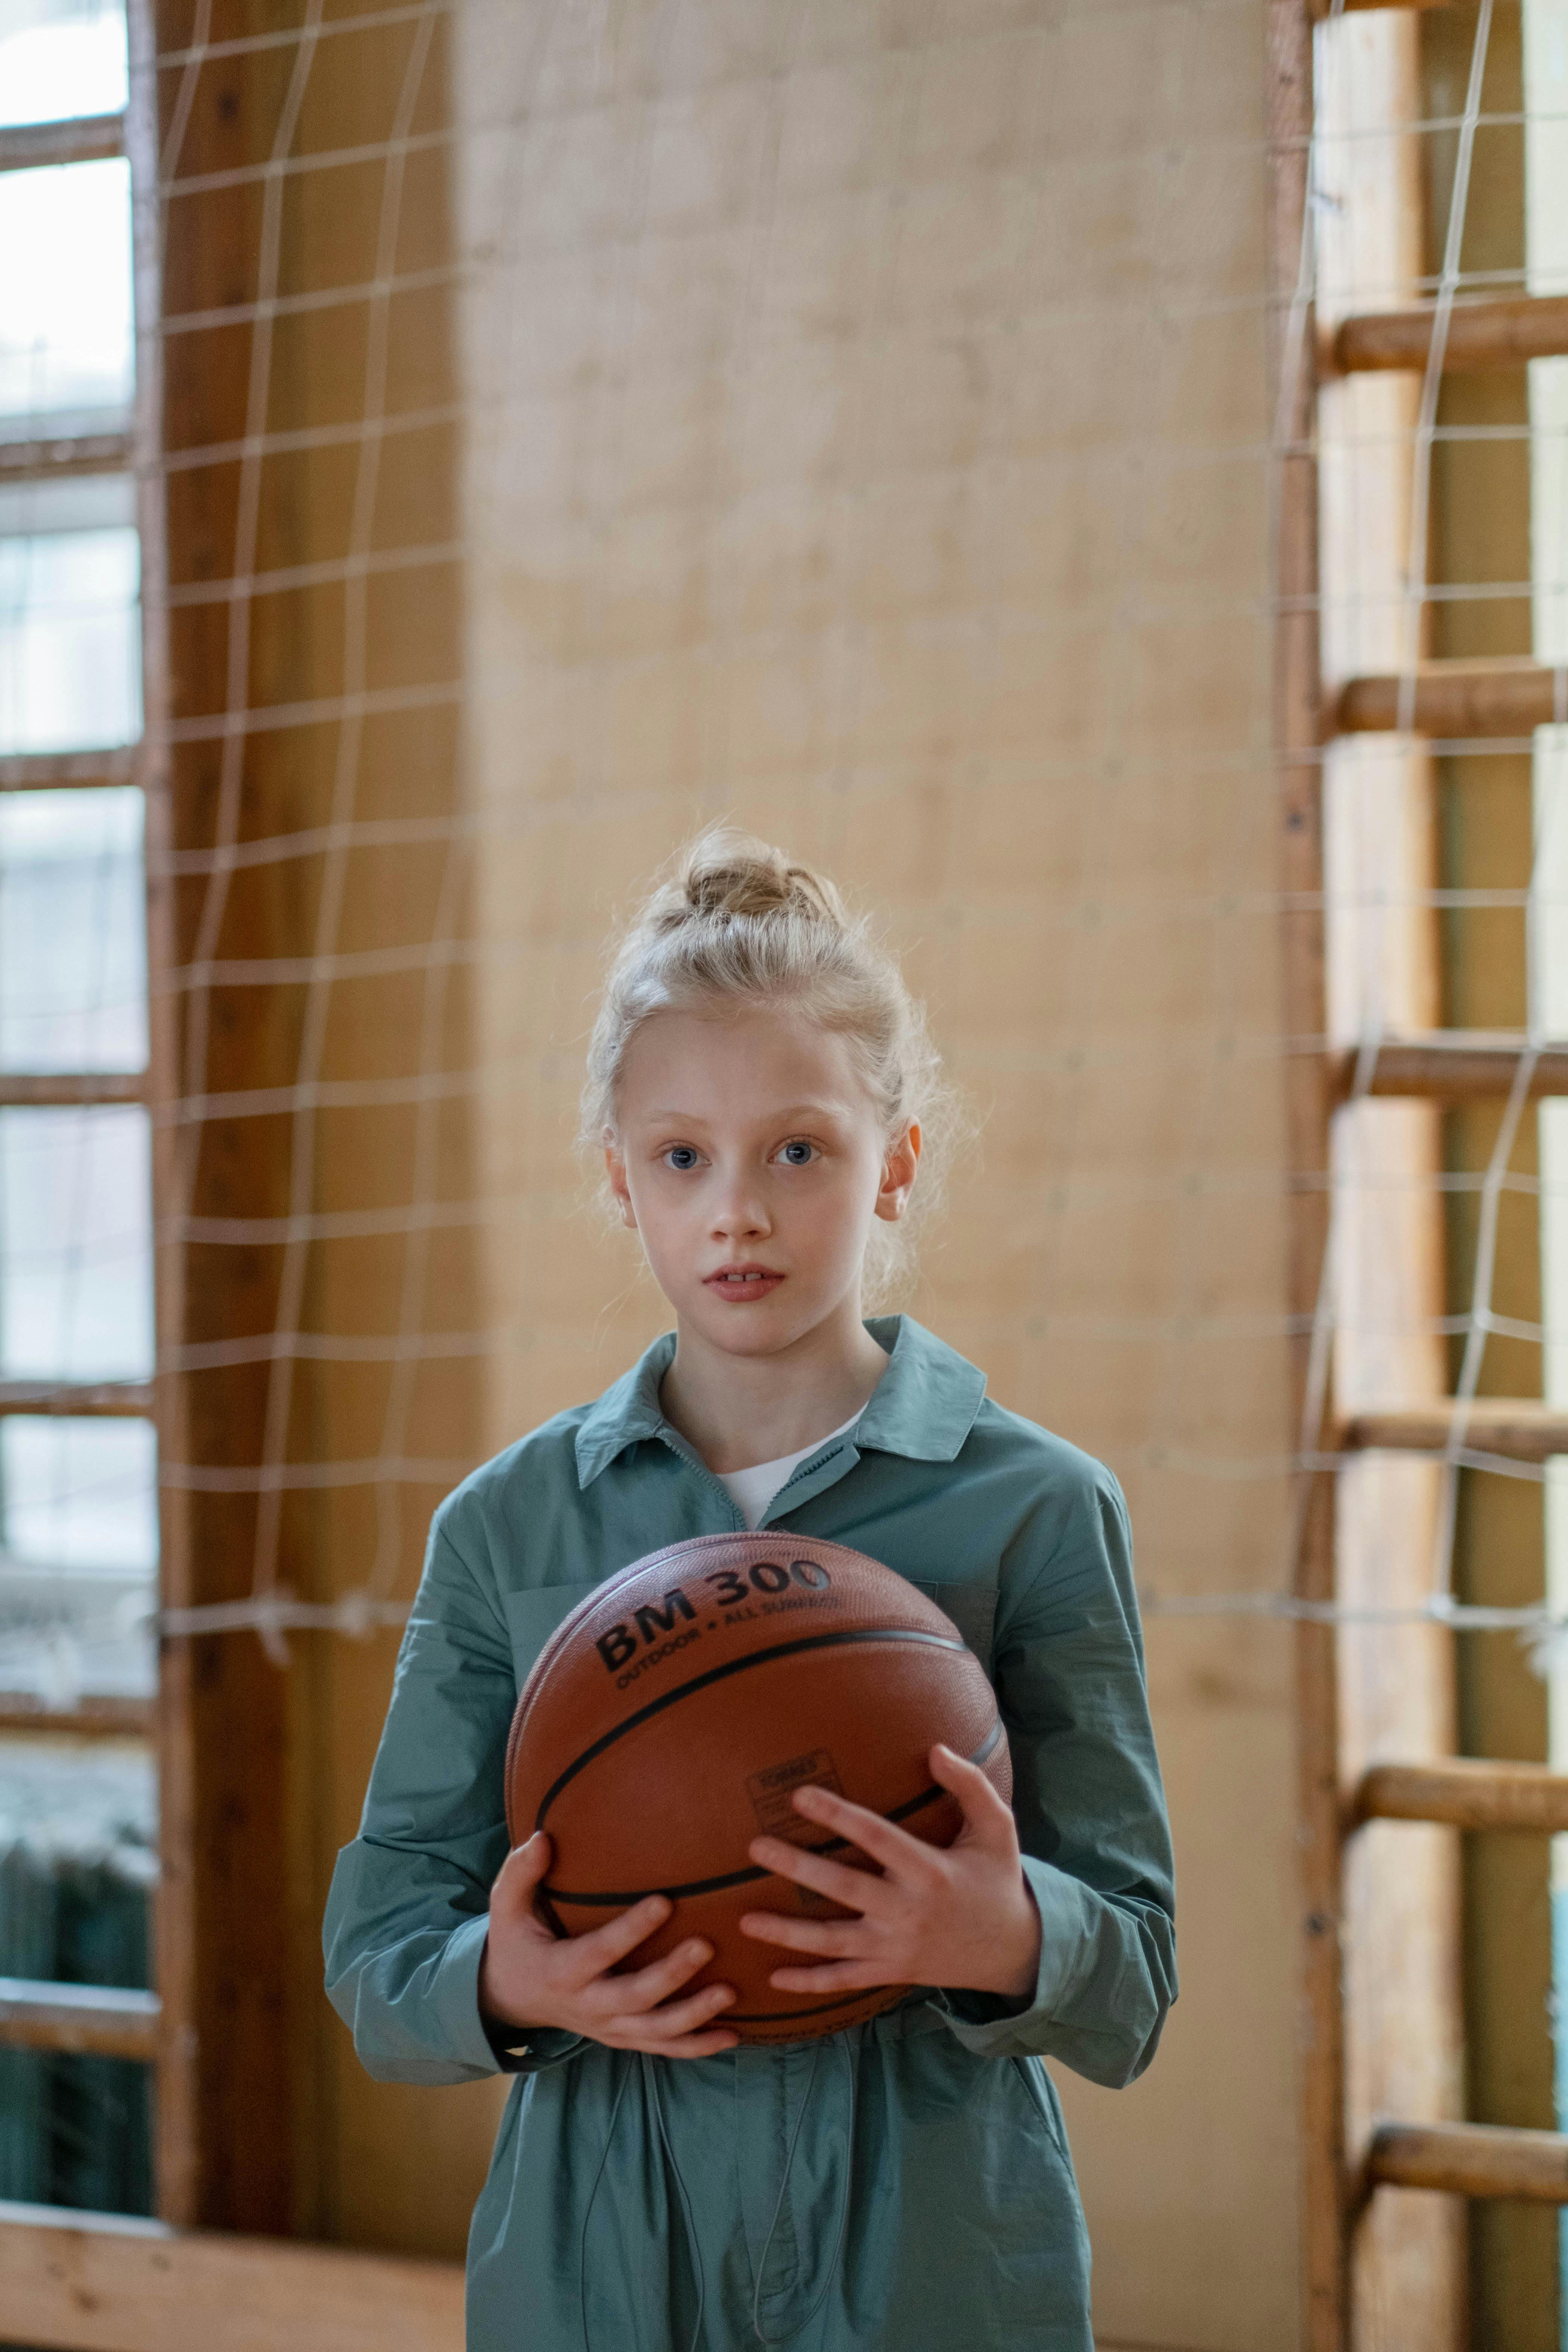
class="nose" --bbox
[709,1165,771,1243]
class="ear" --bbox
[603,1134,638,1231]
[873,1120,921,1224]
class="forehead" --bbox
[617,1006,870,1117]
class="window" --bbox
[0,0,158,2221]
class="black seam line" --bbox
[533,1625,966,1828]
[545,1785,947,1908]
[542,1715,1006,1907]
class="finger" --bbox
[583,1936,717,2016]
[785,1785,938,1878]
[559,1894,672,1981]
[492,1831,553,1903]
[767,1960,904,1995]
[748,1834,896,1915]
[737,1909,868,1957]
[930,1743,1019,1849]
[604,1980,737,2042]
[612,2025,740,2060]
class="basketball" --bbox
[504,1531,1011,2046]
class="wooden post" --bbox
[141,1,297,2233]
[1267,8,1346,2347]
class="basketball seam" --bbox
[530,1625,970,1829]
[503,1533,887,1821]
[542,1777,954,1905]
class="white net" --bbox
[0,0,1560,1713]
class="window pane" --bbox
[0,790,146,1071]
[0,1107,152,1380]
[0,2,129,128]
[0,157,133,436]
[1,1417,156,1573]
[0,1420,157,1704]
[0,479,141,753]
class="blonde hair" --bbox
[581,831,964,1305]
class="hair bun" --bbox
[675,831,845,928]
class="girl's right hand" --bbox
[478,1831,739,2058]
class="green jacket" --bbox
[324,1317,1176,2351]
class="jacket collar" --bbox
[573,1314,987,1490]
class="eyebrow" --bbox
[639,1100,852,1126]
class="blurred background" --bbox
[1,3,1566,2349]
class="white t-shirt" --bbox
[715,1412,864,1530]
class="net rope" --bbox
[3,1,1568,1698]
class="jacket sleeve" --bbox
[322,1505,583,2084]
[937,1461,1177,2085]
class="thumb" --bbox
[493,1829,553,1911]
[931,1743,1017,1850]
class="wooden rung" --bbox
[1367,2121,1568,2204]
[0,1379,154,1417]
[1331,294,1568,376]
[1341,1399,1568,1462]
[1310,0,1453,15]
[1335,658,1566,740]
[0,113,124,173]
[1328,1035,1568,1102]
[0,2202,466,2352]
[0,749,141,794]
[1354,1758,1568,1834]
[0,1978,158,2063]
[0,1692,153,1739]
[0,430,135,485]
[0,1072,146,1108]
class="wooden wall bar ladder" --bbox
[1272,3,1568,2346]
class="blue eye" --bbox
[779,1140,816,1166]
[665,1145,700,1171]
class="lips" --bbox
[704,1265,785,1301]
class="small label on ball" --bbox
[747,1750,843,1841]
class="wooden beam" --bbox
[0,432,136,484]
[1354,1759,1568,1834]
[0,1380,154,1416]
[1331,294,1568,376]
[0,1979,159,2063]
[1366,2122,1568,2204]
[0,2203,463,2352]
[1269,5,1350,2346]
[0,750,141,793]
[0,1692,153,1738]
[1341,1398,1568,1461]
[1328,1035,1568,1101]
[0,114,124,173]
[146,0,296,2233]
[0,1073,146,1107]
[1334,658,1566,740]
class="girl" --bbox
[324,836,1176,2352]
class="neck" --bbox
[658,1298,893,1475]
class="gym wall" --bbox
[160,5,1299,2347]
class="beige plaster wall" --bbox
[453,5,1299,2347]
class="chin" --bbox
[687,1298,812,1355]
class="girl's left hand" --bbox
[738,1743,1042,2003]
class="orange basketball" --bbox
[504,1531,1011,2045]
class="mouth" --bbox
[704,1265,786,1302]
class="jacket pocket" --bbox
[1011,2053,1073,2168]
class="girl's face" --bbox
[605,1006,919,1359]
